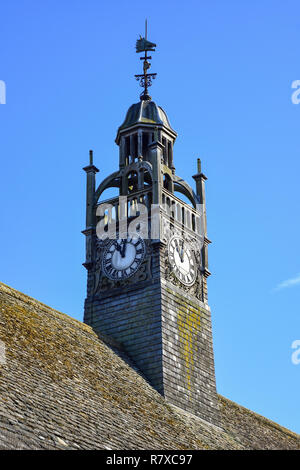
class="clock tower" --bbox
[83,34,220,426]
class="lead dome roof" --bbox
[117,99,176,134]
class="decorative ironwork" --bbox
[135,73,156,90]
[135,20,157,101]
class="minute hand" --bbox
[180,242,185,262]
[115,242,121,252]
[121,240,127,258]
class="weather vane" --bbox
[135,20,157,101]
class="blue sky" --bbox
[1,0,300,434]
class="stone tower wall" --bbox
[84,244,164,393]
[161,280,220,425]
[84,238,220,426]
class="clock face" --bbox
[168,236,196,286]
[102,236,146,280]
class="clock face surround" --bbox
[168,235,197,286]
[102,236,146,280]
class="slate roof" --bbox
[0,282,299,450]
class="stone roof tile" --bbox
[0,282,299,450]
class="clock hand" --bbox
[121,239,127,258]
[114,241,122,253]
[180,241,185,263]
[175,240,181,257]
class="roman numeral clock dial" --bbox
[168,235,196,286]
[102,236,146,280]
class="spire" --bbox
[135,20,157,101]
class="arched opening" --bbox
[162,137,167,164]
[163,173,172,192]
[142,132,150,160]
[173,181,196,208]
[174,190,193,207]
[142,168,152,188]
[168,141,173,168]
[127,171,138,194]
[98,186,120,202]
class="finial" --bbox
[89,150,93,165]
[135,21,157,101]
[197,158,201,174]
